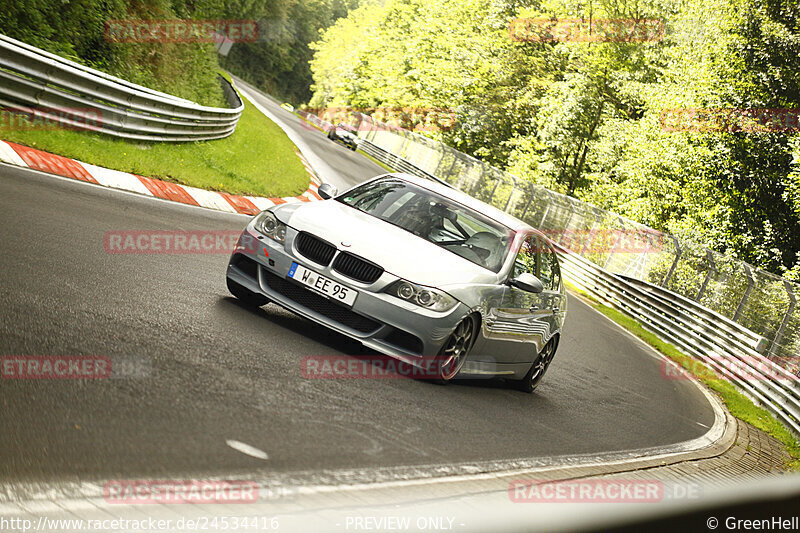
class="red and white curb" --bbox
[0,140,323,216]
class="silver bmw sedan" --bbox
[226,173,567,391]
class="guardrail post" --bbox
[353,112,367,138]
[603,216,626,269]
[695,249,716,301]
[520,183,536,219]
[442,156,458,183]
[366,115,375,138]
[661,235,682,287]
[503,178,518,212]
[398,134,411,161]
[553,203,577,250]
[487,177,501,202]
[539,203,552,228]
[361,115,372,140]
[768,281,797,360]
[733,264,755,322]
[565,202,576,229]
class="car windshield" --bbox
[337,179,513,272]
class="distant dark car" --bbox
[327,122,359,151]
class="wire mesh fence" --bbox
[347,111,800,374]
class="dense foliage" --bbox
[5,0,799,276]
[222,0,361,104]
[309,0,800,278]
[0,0,236,106]
[0,0,357,106]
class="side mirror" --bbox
[318,183,338,200]
[510,272,544,293]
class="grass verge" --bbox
[566,281,800,471]
[0,88,309,198]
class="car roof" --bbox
[374,173,532,232]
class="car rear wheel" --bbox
[515,337,558,393]
[227,277,269,307]
[436,315,477,382]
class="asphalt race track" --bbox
[232,75,387,191]
[0,86,714,490]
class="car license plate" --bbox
[287,263,357,307]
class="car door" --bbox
[482,233,551,365]
[534,236,566,342]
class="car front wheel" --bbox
[436,315,477,382]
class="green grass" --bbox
[565,281,800,471]
[0,89,309,198]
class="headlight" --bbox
[386,280,458,312]
[254,211,286,243]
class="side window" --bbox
[538,242,561,291]
[512,235,538,279]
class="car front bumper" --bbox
[226,224,469,361]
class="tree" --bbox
[308,0,800,276]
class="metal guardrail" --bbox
[358,139,455,189]
[300,109,800,436]
[358,138,437,180]
[351,112,800,376]
[296,110,332,133]
[298,111,456,189]
[0,33,243,142]
[558,248,800,436]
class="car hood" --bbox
[276,200,499,287]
